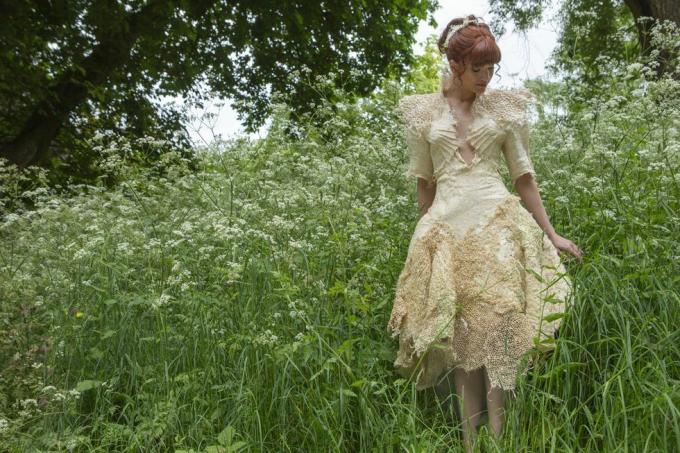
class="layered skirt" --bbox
[387,177,572,392]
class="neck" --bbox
[446,85,477,104]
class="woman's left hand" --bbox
[549,233,584,262]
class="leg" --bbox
[453,367,486,453]
[434,369,459,421]
[483,367,507,439]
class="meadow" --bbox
[1,51,679,452]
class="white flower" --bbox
[68,389,81,400]
[21,398,38,408]
[602,209,616,219]
[255,329,279,346]
[66,438,78,451]
[626,63,643,73]
[152,293,172,309]
[0,418,8,433]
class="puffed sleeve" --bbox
[502,121,536,184]
[501,89,537,184]
[404,126,435,185]
[397,94,435,186]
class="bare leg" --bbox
[434,369,453,405]
[434,369,459,421]
[453,367,486,453]
[483,367,507,439]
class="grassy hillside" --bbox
[1,63,679,451]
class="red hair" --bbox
[438,15,501,93]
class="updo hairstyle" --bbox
[437,15,502,94]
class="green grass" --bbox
[1,67,679,452]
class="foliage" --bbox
[546,18,680,114]
[487,0,679,87]
[403,35,444,94]
[486,0,551,36]
[549,0,640,86]
[0,0,438,176]
[1,30,680,450]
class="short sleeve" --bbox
[405,126,435,186]
[502,115,536,184]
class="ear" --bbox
[449,60,460,74]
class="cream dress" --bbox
[387,87,572,393]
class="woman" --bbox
[386,15,584,452]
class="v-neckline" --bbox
[438,90,490,167]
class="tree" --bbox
[0,0,438,170]
[403,35,444,94]
[486,0,679,79]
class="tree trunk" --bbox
[0,0,176,169]
[624,0,680,77]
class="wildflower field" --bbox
[1,44,680,453]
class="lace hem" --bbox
[387,194,571,391]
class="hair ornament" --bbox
[443,16,486,51]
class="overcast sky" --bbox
[183,1,563,145]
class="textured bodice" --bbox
[429,108,506,183]
[396,88,537,189]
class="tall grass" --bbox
[1,27,679,452]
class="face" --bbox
[449,60,495,94]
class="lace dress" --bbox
[387,88,572,393]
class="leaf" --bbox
[294,11,304,27]
[75,380,102,392]
[351,379,366,388]
[336,338,358,355]
[341,389,357,398]
[525,268,545,283]
[217,425,235,446]
[230,441,248,450]
[542,312,566,322]
[88,347,104,360]
[100,329,116,339]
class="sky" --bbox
[182,1,563,145]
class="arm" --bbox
[514,173,584,260]
[513,173,556,239]
[397,94,436,218]
[416,178,436,219]
[502,90,583,260]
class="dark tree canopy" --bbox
[0,0,438,174]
